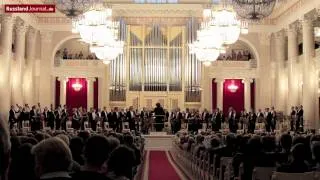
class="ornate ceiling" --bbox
[1,0,318,29]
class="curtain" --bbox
[66,78,87,109]
[250,79,255,112]
[94,78,98,110]
[223,79,244,114]
[212,78,217,111]
[55,77,60,109]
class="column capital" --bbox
[57,76,69,82]
[275,29,286,39]
[86,77,96,82]
[27,26,37,41]
[214,78,224,83]
[1,14,15,25]
[288,21,301,34]
[40,30,53,43]
[242,78,253,84]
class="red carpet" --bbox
[148,151,181,180]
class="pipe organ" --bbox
[109,18,202,107]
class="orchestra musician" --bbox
[201,109,210,130]
[127,106,136,131]
[270,107,277,132]
[140,107,150,134]
[154,103,165,132]
[72,108,81,130]
[248,111,257,133]
[88,108,97,131]
[9,105,17,129]
[170,109,177,134]
[101,107,108,129]
[61,106,68,130]
[290,106,296,131]
[265,108,272,132]
[228,107,237,133]
[297,105,304,132]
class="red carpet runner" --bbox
[148,151,181,180]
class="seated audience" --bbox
[71,135,111,180]
[32,137,72,180]
[277,143,312,173]
[107,146,136,180]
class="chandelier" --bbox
[45,0,92,17]
[72,79,83,91]
[90,41,124,62]
[232,0,277,20]
[228,81,238,93]
[73,6,120,46]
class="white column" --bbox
[87,77,96,110]
[39,31,53,107]
[58,77,68,106]
[12,19,27,105]
[302,17,316,129]
[274,30,286,112]
[0,15,14,119]
[243,78,253,112]
[287,23,299,113]
[24,27,37,105]
[215,78,224,110]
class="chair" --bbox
[22,120,30,132]
[84,121,91,131]
[96,121,102,132]
[252,167,276,180]
[104,122,112,130]
[123,122,130,130]
[219,157,233,180]
[271,172,315,180]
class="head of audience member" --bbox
[293,136,306,146]
[280,133,292,152]
[32,137,72,178]
[69,137,84,166]
[123,134,134,146]
[195,135,205,145]
[312,142,320,164]
[262,136,276,152]
[246,135,262,155]
[225,133,236,148]
[0,118,10,180]
[291,143,306,162]
[156,103,161,108]
[9,143,35,180]
[107,146,136,179]
[83,135,110,173]
[56,134,70,146]
[108,137,120,151]
[210,137,220,149]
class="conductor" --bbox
[154,103,165,131]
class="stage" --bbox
[143,132,175,151]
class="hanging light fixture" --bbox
[232,0,277,21]
[228,80,238,93]
[72,79,83,91]
[44,0,92,17]
[90,41,124,61]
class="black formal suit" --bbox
[47,110,55,130]
[174,112,183,133]
[297,109,304,132]
[127,111,136,131]
[290,110,296,131]
[212,112,222,131]
[112,111,122,132]
[61,110,68,130]
[266,112,272,132]
[228,111,237,133]
[248,113,257,133]
[101,111,108,122]
[9,109,16,129]
[88,112,97,131]
[54,109,62,130]
[154,106,165,131]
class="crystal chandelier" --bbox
[44,0,92,17]
[73,6,120,46]
[232,0,277,20]
[72,79,83,91]
[90,41,124,62]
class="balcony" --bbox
[211,59,256,69]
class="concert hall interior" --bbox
[2,0,320,180]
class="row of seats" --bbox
[171,141,320,180]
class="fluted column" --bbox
[287,23,299,113]
[58,77,68,106]
[274,30,286,112]
[12,19,27,105]
[215,78,224,110]
[243,78,253,112]
[87,77,96,110]
[39,31,53,107]
[0,14,14,118]
[24,27,37,105]
[302,17,316,129]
